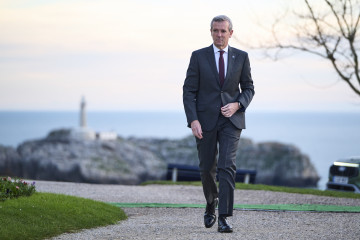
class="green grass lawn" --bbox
[0,192,127,240]
[142,180,360,199]
[2,181,358,240]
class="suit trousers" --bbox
[196,114,242,217]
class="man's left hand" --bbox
[221,102,240,118]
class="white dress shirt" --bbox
[213,44,229,78]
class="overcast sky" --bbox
[0,0,359,112]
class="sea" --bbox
[0,111,359,190]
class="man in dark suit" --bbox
[183,15,255,233]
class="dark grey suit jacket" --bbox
[183,45,255,131]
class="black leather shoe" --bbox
[218,216,233,233]
[204,198,218,228]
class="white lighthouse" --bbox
[69,97,117,141]
[69,96,95,140]
[80,96,87,128]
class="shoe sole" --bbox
[218,228,233,233]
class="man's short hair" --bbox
[210,15,233,31]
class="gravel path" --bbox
[35,180,360,240]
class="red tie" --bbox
[219,50,225,87]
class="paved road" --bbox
[35,181,360,240]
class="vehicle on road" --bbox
[327,157,360,193]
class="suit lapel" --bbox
[224,46,236,87]
[206,45,220,86]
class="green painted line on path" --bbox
[109,203,360,213]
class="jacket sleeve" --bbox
[183,52,199,127]
[238,53,255,111]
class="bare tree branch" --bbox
[249,0,360,97]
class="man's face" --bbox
[211,21,233,50]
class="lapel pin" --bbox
[232,55,235,59]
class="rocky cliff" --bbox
[0,129,320,187]
[0,145,22,177]
[7,129,166,184]
[127,136,320,187]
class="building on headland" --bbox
[70,97,117,141]
[96,131,118,140]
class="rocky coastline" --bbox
[0,128,320,187]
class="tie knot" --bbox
[219,50,224,56]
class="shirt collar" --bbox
[213,44,229,54]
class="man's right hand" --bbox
[191,120,203,139]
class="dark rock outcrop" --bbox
[236,139,320,187]
[0,145,22,177]
[0,129,320,187]
[128,136,320,187]
[13,129,166,184]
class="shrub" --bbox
[0,177,36,201]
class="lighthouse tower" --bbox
[80,96,87,128]
[69,96,95,140]
[69,97,117,141]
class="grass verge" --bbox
[142,180,360,199]
[0,192,127,240]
